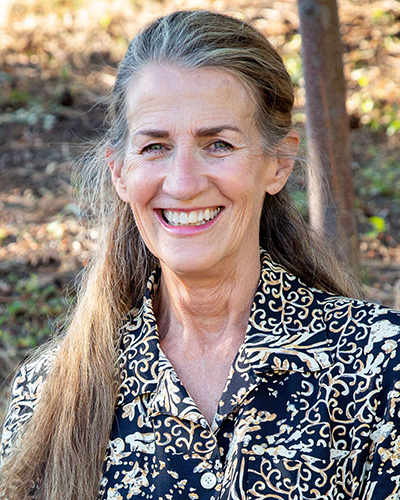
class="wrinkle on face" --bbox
[111,64,291,280]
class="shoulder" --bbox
[259,250,400,362]
[0,347,57,463]
[316,291,400,349]
[261,250,400,345]
[309,291,400,388]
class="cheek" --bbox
[126,183,157,245]
[216,165,267,208]
[122,165,161,207]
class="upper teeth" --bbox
[163,208,221,226]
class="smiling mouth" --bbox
[162,207,222,226]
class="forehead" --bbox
[125,65,257,128]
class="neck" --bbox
[154,249,261,346]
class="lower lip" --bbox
[155,210,222,235]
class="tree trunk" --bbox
[297,0,360,272]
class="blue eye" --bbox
[141,143,167,156]
[143,144,162,151]
[209,141,233,154]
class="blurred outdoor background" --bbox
[0,0,399,418]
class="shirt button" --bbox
[200,471,217,489]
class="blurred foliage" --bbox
[366,216,386,239]
[1,0,399,134]
[0,273,70,349]
[283,34,303,88]
[0,103,58,129]
[356,150,400,200]
[290,189,308,218]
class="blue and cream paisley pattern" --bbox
[2,250,400,499]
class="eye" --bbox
[207,140,234,155]
[140,143,169,157]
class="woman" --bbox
[1,10,400,500]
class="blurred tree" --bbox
[297,0,360,272]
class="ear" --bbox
[265,130,300,195]
[106,144,130,203]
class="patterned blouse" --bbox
[2,251,400,500]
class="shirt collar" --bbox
[213,251,334,425]
[116,267,161,404]
[243,250,334,374]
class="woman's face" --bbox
[111,65,295,277]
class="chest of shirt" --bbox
[101,366,379,500]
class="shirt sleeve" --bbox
[0,353,54,465]
[363,315,400,500]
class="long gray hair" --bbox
[0,10,357,500]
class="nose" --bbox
[162,149,207,201]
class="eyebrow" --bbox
[134,129,170,138]
[134,125,242,138]
[195,125,241,137]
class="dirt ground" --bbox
[0,0,400,417]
